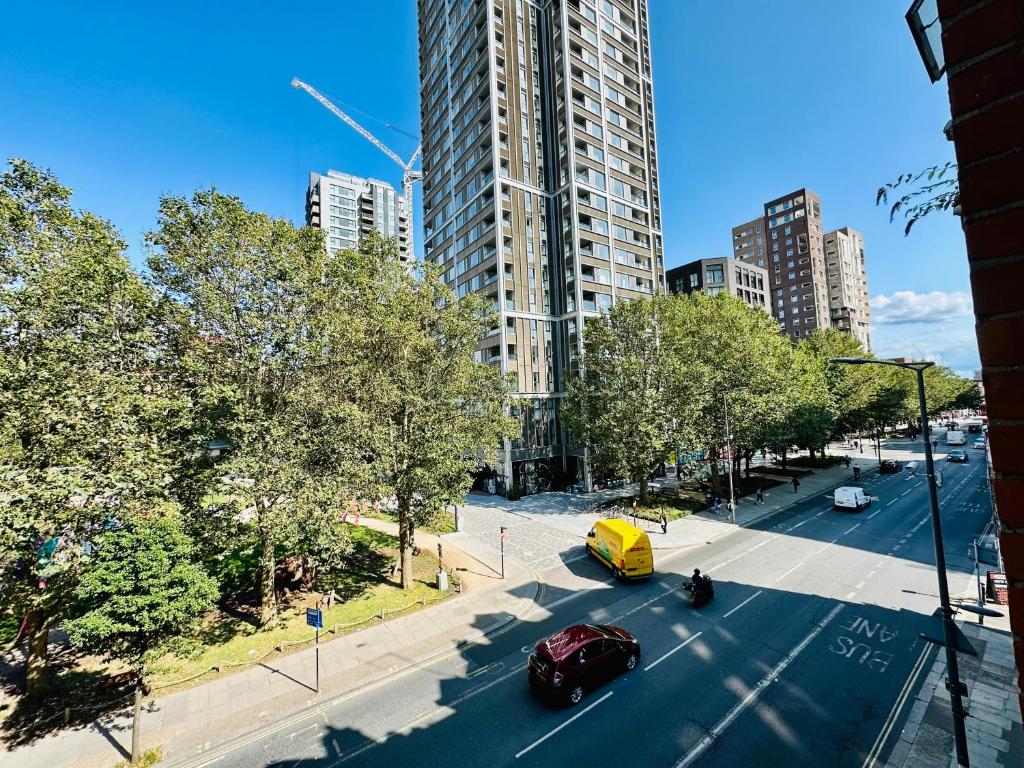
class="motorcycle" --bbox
[683,576,714,608]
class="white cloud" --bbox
[871,290,973,325]
[871,319,980,377]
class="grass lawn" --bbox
[148,526,455,692]
[373,509,456,535]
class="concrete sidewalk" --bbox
[886,620,1022,768]
[2,537,541,768]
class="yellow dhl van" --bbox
[585,519,654,580]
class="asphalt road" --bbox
[169,448,993,768]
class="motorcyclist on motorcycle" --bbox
[686,568,714,605]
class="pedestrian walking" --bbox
[844,455,851,468]
[853,466,861,481]
[792,476,800,494]
[932,439,938,451]
[660,511,668,534]
[755,487,764,504]
[712,497,721,516]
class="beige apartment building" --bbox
[824,227,871,350]
[731,188,871,348]
[417,0,665,493]
[305,170,412,265]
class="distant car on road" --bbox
[528,624,641,705]
[967,424,982,434]
[946,449,969,463]
[973,438,986,449]
[879,459,901,474]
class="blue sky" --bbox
[0,1,978,373]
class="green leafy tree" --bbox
[146,189,365,624]
[563,295,673,502]
[876,162,959,235]
[66,513,217,765]
[0,160,187,695]
[335,234,516,589]
[802,329,885,440]
[661,291,796,492]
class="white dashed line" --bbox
[815,538,839,554]
[886,499,897,507]
[775,562,806,582]
[843,523,861,536]
[723,591,763,619]
[645,631,703,672]
[515,691,614,759]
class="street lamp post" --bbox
[723,392,736,525]
[832,357,972,765]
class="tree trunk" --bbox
[131,670,143,765]
[639,476,649,504]
[24,607,51,697]
[398,494,414,590]
[781,448,788,470]
[744,450,751,478]
[258,532,276,627]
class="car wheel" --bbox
[624,652,638,671]
[567,685,584,705]
[612,566,622,580]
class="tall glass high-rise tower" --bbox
[417,0,664,492]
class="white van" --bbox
[834,486,872,511]
[946,430,966,446]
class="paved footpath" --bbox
[886,619,1023,768]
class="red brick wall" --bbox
[937,0,1024,711]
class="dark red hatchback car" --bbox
[528,624,640,705]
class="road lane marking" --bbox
[814,538,839,554]
[867,570,877,579]
[900,489,912,497]
[786,520,809,532]
[866,510,881,520]
[845,591,857,599]
[644,631,703,671]
[855,582,865,590]
[617,581,677,618]
[843,523,861,535]
[542,583,612,611]
[514,691,614,759]
[862,643,931,768]
[746,540,770,553]
[723,591,763,619]
[341,663,529,763]
[775,562,806,583]
[673,604,845,768]
[886,499,897,506]
[813,511,825,519]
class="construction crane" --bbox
[291,77,422,263]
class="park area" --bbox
[0,523,455,747]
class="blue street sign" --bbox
[306,608,323,629]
